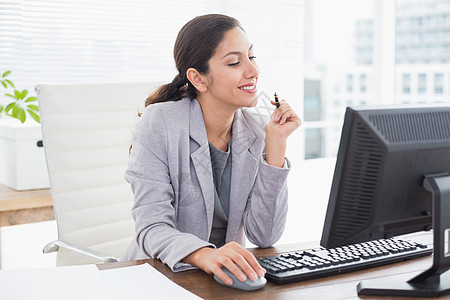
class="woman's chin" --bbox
[246,95,259,107]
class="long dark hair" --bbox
[145,14,243,107]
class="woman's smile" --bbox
[238,82,257,93]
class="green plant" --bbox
[0,70,39,123]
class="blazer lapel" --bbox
[189,99,215,236]
[226,110,259,241]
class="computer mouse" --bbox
[213,267,267,291]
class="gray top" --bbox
[121,98,291,272]
[208,140,232,248]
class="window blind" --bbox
[0,0,303,112]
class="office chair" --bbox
[38,82,159,266]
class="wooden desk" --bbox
[98,232,446,299]
[0,185,54,227]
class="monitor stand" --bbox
[357,173,450,297]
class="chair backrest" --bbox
[38,82,159,265]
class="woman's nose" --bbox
[245,60,259,79]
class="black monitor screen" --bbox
[320,104,450,249]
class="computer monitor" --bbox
[319,104,450,297]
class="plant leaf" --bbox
[12,103,20,117]
[20,89,29,99]
[14,90,21,100]
[25,96,37,103]
[27,109,40,123]
[2,71,11,78]
[5,102,14,113]
[27,104,39,111]
[4,79,15,89]
[5,93,16,99]
[0,105,4,114]
[1,81,6,89]
[13,107,26,123]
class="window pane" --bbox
[395,0,450,104]
[305,128,322,159]
[402,73,411,93]
[304,79,321,121]
[418,73,427,94]
[360,74,367,93]
[347,75,353,93]
[303,0,375,160]
[304,0,450,160]
[434,73,443,94]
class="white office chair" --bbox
[38,82,159,266]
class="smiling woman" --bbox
[193,28,260,116]
[0,0,304,271]
[145,15,245,106]
[121,13,301,288]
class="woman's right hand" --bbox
[183,241,266,285]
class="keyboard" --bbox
[258,238,432,284]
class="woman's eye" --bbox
[228,56,256,66]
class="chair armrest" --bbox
[43,240,118,263]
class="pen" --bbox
[274,92,280,108]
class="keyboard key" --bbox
[293,263,303,269]
[321,261,332,267]
[314,262,325,268]
[337,258,348,264]
[329,259,340,265]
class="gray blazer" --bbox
[121,98,290,271]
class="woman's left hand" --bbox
[264,99,301,168]
[265,99,302,140]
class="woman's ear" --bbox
[186,68,208,93]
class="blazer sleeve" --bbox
[125,105,213,272]
[243,154,291,248]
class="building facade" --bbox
[304,0,450,159]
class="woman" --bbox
[122,14,301,286]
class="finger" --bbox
[275,102,291,114]
[271,104,289,122]
[270,100,289,108]
[222,258,248,282]
[229,252,258,281]
[226,245,261,280]
[279,110,293,125]
[269,102,280,121]
[271,110,280,122]
[274,105,293,124]
[238,250,265,278]
[271,109,288,122]
[213,265,234,285]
